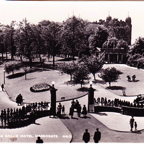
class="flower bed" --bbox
[30,83,50,92]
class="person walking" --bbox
[36,136,43,143]
[93,128,101,143]
[69,106,74,118]
[1,84,4,91]
[134,121,137,131]
[130,116,135,132]
[83,129,90,143]
[62,105,65,115]
[82,105,87,118]
[77,104,81,117]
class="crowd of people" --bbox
[95,97,144,108]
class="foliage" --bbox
[42,22,61,66]
[102,37,118,48]
[99,67,122,87]
[116,39,129,50]
[73,64,90,88]
[60,16,87,59]
[131,37,144,55]
[79,54,104,80]
[30,82,50,92]
[16,19,37,67]
[5,61,22,75]
[57,62,78,81]
[88,26,109,53]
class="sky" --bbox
[0,1,144,44]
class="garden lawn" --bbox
[4,68,87,104]
[96,64,144,96]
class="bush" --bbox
[5,61,22,75]
[30,83,50,92]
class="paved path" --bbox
[0,88,72,143]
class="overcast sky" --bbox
[0,1,144,44]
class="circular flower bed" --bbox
[30,83,50,92]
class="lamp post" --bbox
[88,81,95,112]
[50,81,57,116]
[3,70,5,84]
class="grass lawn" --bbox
[2,55,144,104]
[3,56,88,103]
[96,64,144,96]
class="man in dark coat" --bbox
[83,129,90,143]
[93,128,101,143]
[69,106,74,118]
[36,136,43,143]
[130,116,134,131]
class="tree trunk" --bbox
[2,51,3,61]
[29,58,32,68]
[109,82,111,87]
[53,55,55,67]
[20,55,23,62]
[93,73,96,80]
[70,74,72,81]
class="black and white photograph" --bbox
[0,1,144,143]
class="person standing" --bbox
[62,105,65,115]
[134,121,137,131]
[77,104,81,117]
[83,129,90,143]
[82,105,87,118]
[130,116,135,131]
[36,136,43,143]
[93,128,101,143]
[69,106,74,118]
[1,84,4,91]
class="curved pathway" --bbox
[0,88,72,143]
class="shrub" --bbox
[5,61,22,75]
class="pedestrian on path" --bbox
[83,129,90,143]
[69,106,74,118]
[130,116,135,132]
[1,84,4,91]
[82,105,87,118]
[62,105,65,115]
[93,128,101,143]
[77,104,81,117]
[36,136,43,143]
[134,121,137,131]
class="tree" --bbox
[131,37,144,55]
[79,55,104,80]
[73,64,90,88]
[116,39,129,50]
[42,22,61,66]
[99,67,122,87]
[88,26,109,53]
[57,62,78,81]
[32,24,45,65]
[16,19,36,68]
[102,37,118,48]
[60,16,87,60]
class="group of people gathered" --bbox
[129,116,137,132]
[69,99,87,118]
[127,75,136,82]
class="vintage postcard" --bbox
[0,1,144,143]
